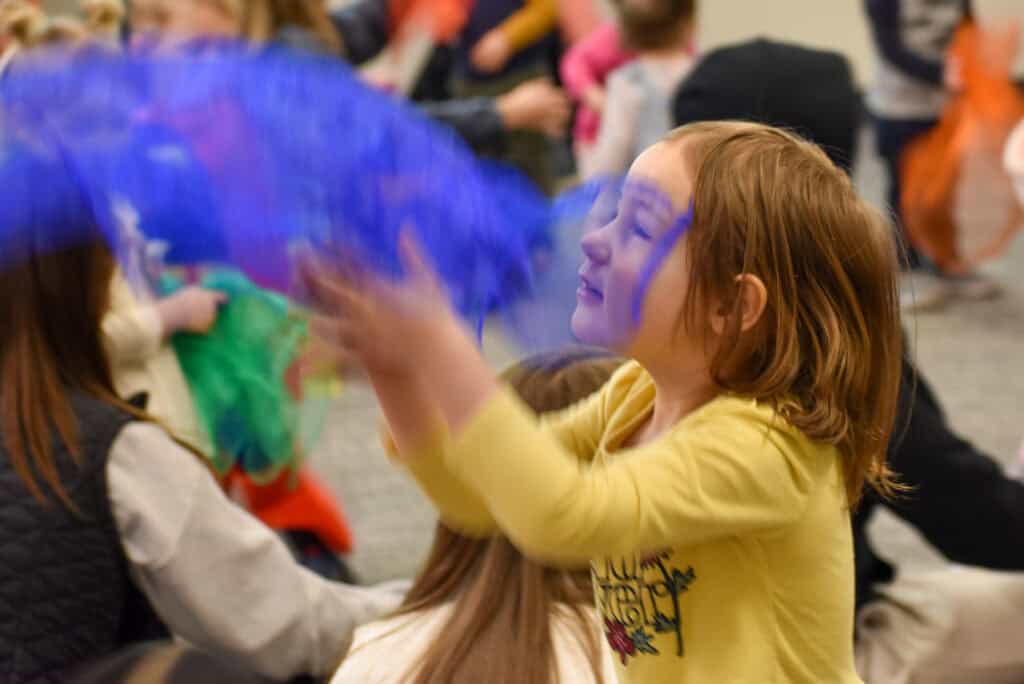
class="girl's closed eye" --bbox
[630,222,653,241]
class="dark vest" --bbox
[0,394,167,683]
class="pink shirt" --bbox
[559,22,634,145]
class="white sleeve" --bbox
[107,422,402,680]
[580,69,643,180]
[102,271,165,364]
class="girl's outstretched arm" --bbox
[371,367,498,536]
[302,238,824,564]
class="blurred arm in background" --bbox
[331,0,568,150]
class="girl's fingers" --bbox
[309,314,344,345]
[302,260,366,316]
[396,227,440,290]
[296,255,339,310]
[310,315,368,359]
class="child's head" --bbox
[573,121,901,504]
[0,1,47,49]
[611,0,695,52]
[391,347,623,684]
[81,0,125,39]
[130,0,242,49]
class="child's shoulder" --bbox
[605,358,648,392]
[686,395,836,459]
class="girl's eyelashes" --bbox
[630,224,653,241]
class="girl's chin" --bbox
[570,308,602,345]
[571,308,630,351]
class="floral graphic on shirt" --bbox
[604,618,636,664]
[593,550,697,662]
[604,618,662,664]
[640,550,671,569]
[629,627,659,655]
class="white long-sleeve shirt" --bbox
[102,269,214,457]
[107,421,403,680]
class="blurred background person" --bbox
[863,0,1002,310]
[579,0,696,179]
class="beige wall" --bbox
[696,0,1024,85]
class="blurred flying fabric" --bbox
[0,41,560,323]
[901,21,1024,272]
[0,40,628,475]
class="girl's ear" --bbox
[709,273,768,335]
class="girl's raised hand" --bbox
[300,231,461,378]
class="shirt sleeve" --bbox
[102,274,165,365]
[581,68,642,179]
[390,425,499,536]
[559,22,624,99]
[420,97,505,150]
[444,392,829,565]
[107,422,402,680]
[495,0,557,53]
[396,367,616,537]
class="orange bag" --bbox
[901,22,1024,272]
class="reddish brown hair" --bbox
[667,121,903,506]
[389,348,623,684]
[0,142,161,511]
[0,238,126,510]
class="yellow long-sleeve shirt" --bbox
[402,361,863,683]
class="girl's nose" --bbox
[580,227,611,265]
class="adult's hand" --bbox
[496,78,571,137]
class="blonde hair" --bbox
[0,2,96,52]
[0,1,48,47]
[81,0,125,38]
[666,121,903,506]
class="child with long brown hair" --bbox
[333,348,620,684]
[0,137,398,682]
[305,119,903,683]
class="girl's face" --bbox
[571,141,700,363]
[131,0,239,51]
